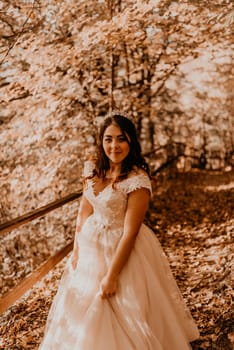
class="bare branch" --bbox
[0,0,38,66]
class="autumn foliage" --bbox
[0,1,233,349]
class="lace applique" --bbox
[83,160,95,177]
[83,164,152,197]
[119,172,152,196]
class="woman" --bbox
[39,113,199,349]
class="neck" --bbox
[107,163,122,179]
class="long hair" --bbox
[94,114,150,180]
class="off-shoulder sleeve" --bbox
[120,172,152,196]
[83,159,96,177]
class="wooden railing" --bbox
[0,190,82,314]
[0,146,180,314]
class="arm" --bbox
[100,187,150,298]
[71,194,93,270]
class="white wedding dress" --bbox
[39,168,199,350]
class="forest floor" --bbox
[0,169,233,350]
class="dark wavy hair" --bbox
[94,114,150,180]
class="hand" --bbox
[71,247,79,270]
[100,275,118,299]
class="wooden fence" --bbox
[0,190,82,314]
[0,146,174,314]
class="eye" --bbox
[118,135,127,142]
[104,137,112,143]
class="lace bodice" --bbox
[40,163,199,350]
[83,167,152,231]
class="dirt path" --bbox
[0,170,233,350]
[148,170,234,350]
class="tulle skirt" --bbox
[39,223,199,350]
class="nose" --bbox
[110,139,120,150]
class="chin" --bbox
[110,157,124,164]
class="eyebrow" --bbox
[104,134,125,138]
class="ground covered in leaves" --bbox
[0,169,233,350]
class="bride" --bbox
[39,112,199,349]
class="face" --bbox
[102,124,130,165]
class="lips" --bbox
[110,152,121,155]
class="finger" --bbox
[101,293,107,299]
[106,293,115,298]
[100,290,107,299]
[101,292,112,299]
